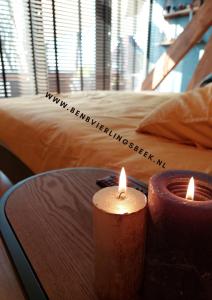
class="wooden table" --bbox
[0,168,136,300]
[1,168,211,300]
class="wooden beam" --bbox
[142,0,212,90]
[187,35,212,90]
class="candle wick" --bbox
[117,191,126,200]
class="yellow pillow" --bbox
[137,84,212,148]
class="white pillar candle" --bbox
[93,168,147,300]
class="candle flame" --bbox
[186,177,195,200]
[118,167,127,195]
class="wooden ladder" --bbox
[141,0,212,90]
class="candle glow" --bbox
[118,167,127,197]
[186,177,195,200]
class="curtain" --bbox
[0,0,150,97]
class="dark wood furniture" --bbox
[0,144,34,184]
[0,168,117,300]
[1,168,211,300]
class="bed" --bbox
[0,87,211,184]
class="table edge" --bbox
[0,167,147,300]
[0,179,48,300]
[0,167,116,300]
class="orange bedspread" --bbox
[0,91,211,183]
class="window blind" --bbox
[29,0,48,94]
[111,0,150,90]
[0,0,151,97]
[41,0,97,92]
[96,0,111,90]
[0,0,35,97]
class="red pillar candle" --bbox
[148,170,212,252]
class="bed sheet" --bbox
[0,91,211,183]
